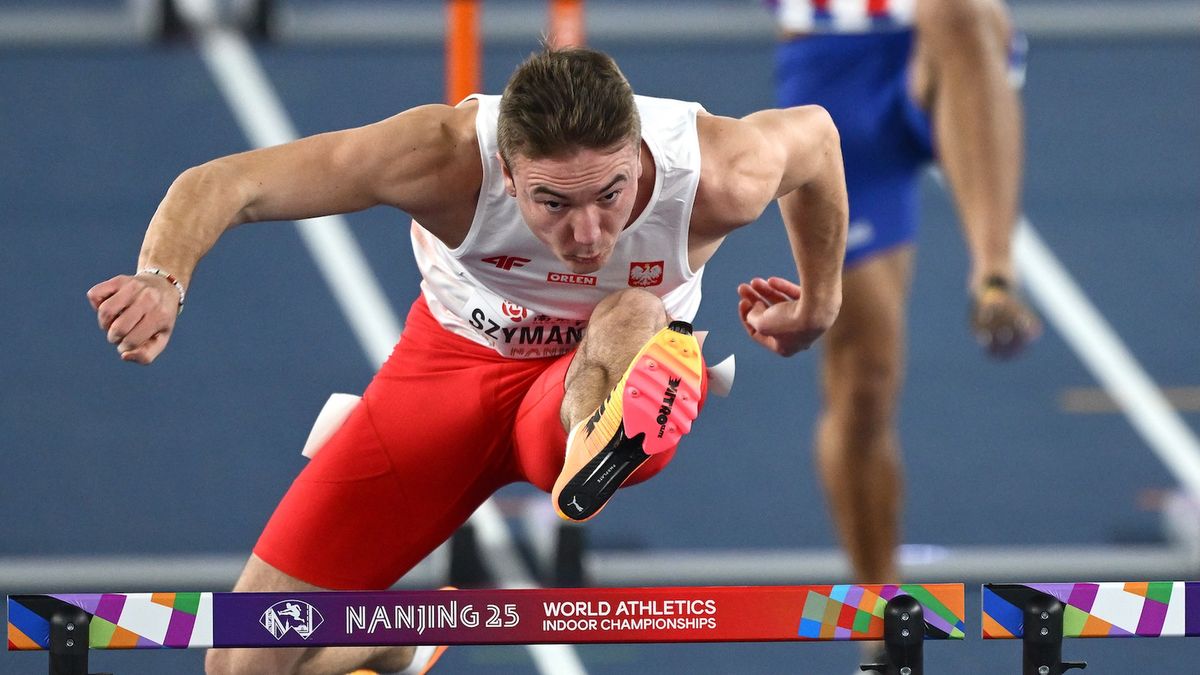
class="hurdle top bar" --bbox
[983,582,1200,639]
[9,584,965,650]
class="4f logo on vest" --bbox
[629,261,664,287]
[261,600,324,640]
[482,255,530,270]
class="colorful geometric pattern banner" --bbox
[797,584,965,640]
[982,582,1200,639]
[8,593,214,650]
[10,584,964,651]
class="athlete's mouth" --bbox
[566,252,605,267]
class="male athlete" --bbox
[88,47,847,674]
[769,0,1041,670]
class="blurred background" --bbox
[2,0,1198,672]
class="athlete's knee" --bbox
[360,646,419,674]
[204,649,227,675]
[589,288,668,334]
[205,648,288,675]
[825,358,902,433]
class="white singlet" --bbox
[411,94,706,359]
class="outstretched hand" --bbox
[86,274,180,365]
[737,276,839,357]
[970,283,1041,359]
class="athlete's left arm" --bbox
[693,107,848,356]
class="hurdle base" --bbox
[1022,592,1087,675]
[859,594,925,675]
[448,523,493,589]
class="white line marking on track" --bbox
[930,163,1200,501]
[1015,221,1200,500]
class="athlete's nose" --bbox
[570,206,602,247]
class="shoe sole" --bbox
[555,321,703,522]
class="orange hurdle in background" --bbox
[445,0,587,103]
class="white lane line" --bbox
[931,160,1200,500]
[191,20,587,675]
[1015,221,1200,500]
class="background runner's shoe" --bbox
[404,644,449,674]
[552,320,705,522]
[345,645,447,675]
[347,588,455,675]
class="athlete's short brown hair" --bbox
[497,47,641,165]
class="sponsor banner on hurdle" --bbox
[983,582,1200,639]
[9,584,964,650]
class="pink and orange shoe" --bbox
[552,320,705,522]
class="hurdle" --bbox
[445,0,586,103]
[9,583,964,675]
[983,581,1200,674]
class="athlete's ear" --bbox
[497,152,517,197]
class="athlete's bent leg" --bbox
[911,0,1021,289]
[552,288,704,521]
[205,555,418,675]
[561,288,669,429]
[815,247,914,585]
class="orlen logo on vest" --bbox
[260,600,324,641]
[547,272,597,286]
[628,261,664,287]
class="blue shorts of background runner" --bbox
[776,30,933,267]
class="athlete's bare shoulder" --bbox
[690,112,782,237]
[690,106,839,239]
[364,100,483,240]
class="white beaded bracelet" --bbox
[137,267,186,316]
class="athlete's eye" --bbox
[541,200,564,212]
[600,191,620,203]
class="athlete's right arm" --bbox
[87,103,478,365]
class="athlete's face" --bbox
[501,142,642,274]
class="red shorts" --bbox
[254,295,677,589]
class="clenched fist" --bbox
[87,272,183,365]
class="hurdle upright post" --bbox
[1021,592,1087,675]
[548,0,586,48]
[550,523,588,587]
[48,606,96,675]
[860,594,925,675]
[445,0,481,104]
[447,522,493,588]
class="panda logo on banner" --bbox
[261,600,324,640]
